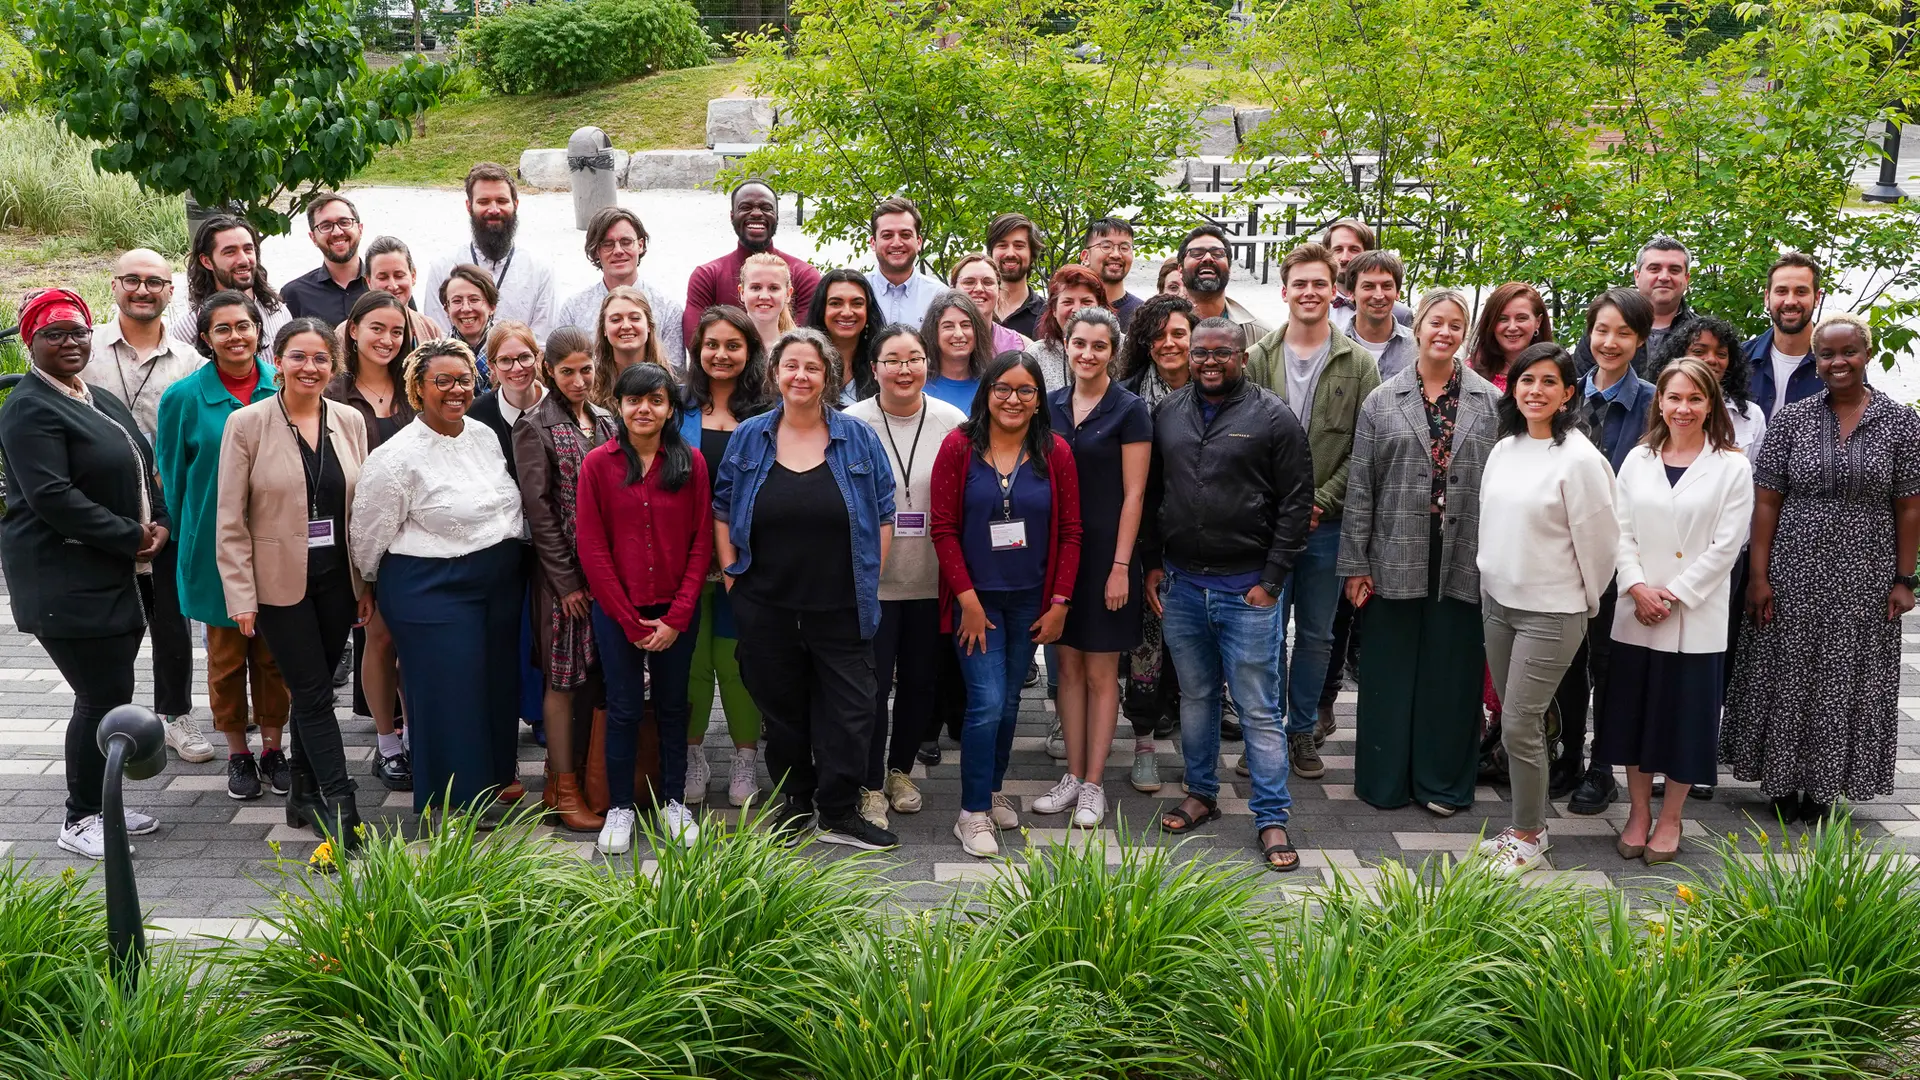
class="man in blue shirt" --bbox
[1744,251,1825,419]
[864,196,945,326]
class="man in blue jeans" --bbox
[1245,243,1381,780]
[1143,318,1314,871]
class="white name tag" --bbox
[988,518,1029,551]
[308,518,336,549]
[895,511,928,538]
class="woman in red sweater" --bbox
[930,350,1082,858]
[576,362,713,855]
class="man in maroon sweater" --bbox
[682,179,823,347]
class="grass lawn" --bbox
[356,62,759,188]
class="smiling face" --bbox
[596,218,644,281]
[1050,285,1099,332]
[420,354,477,424]
[1282,257,1335,326]
[1683,330,1730,381]
[1494,296,1542,361]
[1512,358,1575,429]
[352,305,407,371]
[1587,303,1642,378]
[937,307,975,363]
[366,251,415,307]
[602,298,651,355]
[1082,230,1134,287]
[1180,237,1230,297]
[1352,268,1399,324]
[1633,247,1689,312]
[871,211,922,278]
[821,282,868,343]
[741,263,791,325]
[774,342,829,410]
[1326,226,1366,276]
[308,200,361,267]
[111,250,173,324]
[954,260,999,312]
[731,184,777,251]
[988,363,1039,434]
[1187,325,1243,395]
[1766,265,1820,337]
[990,228,1033,283]
[443,279,493,341]
[468,179,517,242]
[1414,300,1467,365]
[620,383,673,442]
[699,319,751,384]
[204,226,260,291]
[276,331,334,401]
[1813,323,1870,395]
[875,333,928,411]
[1151,312,1192,381]
[549,350,594,406]
[203,303,260,370]
[28,319,91,381]
[1065,320,1115,384]
[1658,368,1709,437]
[491,334,540,395]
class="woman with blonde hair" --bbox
[468,321,545,477]
[739,252,797,350]
[946,254,1029,355]
[591,285,665,406]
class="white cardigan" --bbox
[1610,445,1753,654]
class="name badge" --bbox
[308,518,336,549]
[988,518,1029,551]
[895,511,928,538]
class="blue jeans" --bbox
[593,602,700,810]
[1278,520,1342,736]
[955,588,1044,812]
[1159,569,1290,829]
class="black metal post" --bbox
[96,704,166,992]
[1863,2,1914,204]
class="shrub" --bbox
[0,862,106,1047]
[462,0,713,96]
[0,113,188,255]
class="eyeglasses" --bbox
[429,374,477,391]
[208,321,258,339]
[1088,240,1134,255]
[990,383,1039,402]
[1185,246,1229,261]
[280,350,331,367]
[1189,347,1241,363]
[597,237,642,253]
[313,218,359,235]
[33,328,90,346]
[875,356,927,372]
[115,274,170,292]
[494,353,537,368]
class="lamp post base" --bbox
[1861,182,1910,204]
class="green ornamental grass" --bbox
[0,861,107,1048]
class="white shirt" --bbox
[349,417,526,579]
[1478,430,1620,617]
[1770,346,1805,417]
[1610,445,1752,654]
[85,315,204,437]
[422,245,556,343]
[865,269,946,327]
[498,383,543,428]
[165,296,292,360]
[847,394,967,601]
[1727,401,1767,459]
[554,277,687,369]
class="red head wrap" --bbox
[18,288,93,345]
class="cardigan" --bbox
[1609,445,1753,653]
[575,439,713,641]
[154,358,279,627]
[928,428,1082,633]
[214,396,369,614]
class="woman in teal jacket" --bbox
[155,290,291,802]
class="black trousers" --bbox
[934,643,966,742]
[1552,579,1618,772]
[732,594,874,820]
[257,566,358,800]
[868,598,940,787]
[1318,594,1362,711]
[136,541,193,718]
[41,629,143,825]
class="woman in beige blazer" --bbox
[216,317,371,851]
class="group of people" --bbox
[4,166,1914,874]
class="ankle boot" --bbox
[551,772,605,833]
[315,790,365,854]
[542,761,560,811]
[284,757,326,830]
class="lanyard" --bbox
[277,393,329,517]
[473,245,514,292]
[986,447,1027,521]
[879,397,929,509]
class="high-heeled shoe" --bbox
[1615,835,1646,860]
[1644,839,1682,865]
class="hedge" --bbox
[461,0,713,96]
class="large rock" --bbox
[706,97,775,147]
[1193,103,1238,156]
[1235,107,1275,143]
[518,147,630,191]
[623,149,725,190]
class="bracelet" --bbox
[1113,560,1128,567]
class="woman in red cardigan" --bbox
[576,362,713,856]
[931,350,1081,858]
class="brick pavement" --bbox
[1,578,1917,934]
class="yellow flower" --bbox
[308,841,336,871]
[1675,884,1697,905]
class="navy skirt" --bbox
[1594,641,1724,787]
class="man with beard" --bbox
[1078,217,1144,332]
[1321,218,1411,333]
[864,196,944,326]
[1574,235,1693,380]
[421,162,556,340]
[1179,224,1272,349]
[87,250,208,765]
[280,194,370,327]
[987,212,1047,338]
[1744,251,1825,419]
[1338,249,1415,380]
[557,206,686,367]
[683,178,822,347]
[172,215,293,349]
[1142,317,1313,872]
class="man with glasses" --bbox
[84,249,209,765]
[683,178,822,348]
[1178,224,1272,349]
[556,206,685,366]
[422,162,556,342]
[1142,317,1313,872]
[1078,217,1144,332]
[169,215,292,351]
[280,193,369,326]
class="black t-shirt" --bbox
[699,426,733,476]
[301,429,349,580]
[734,460,855,611]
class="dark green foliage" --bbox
[461,0,714,96]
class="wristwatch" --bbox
[1896,574,1918,590]
[1259,580,1283,596]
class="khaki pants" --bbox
[205,625,290,734]
[1482,596,1586,832]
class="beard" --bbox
[1183,265,1226,298]
[471,212,518,262]
[735,216,777,253]
[1771,306,1812,335]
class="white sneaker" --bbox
[1032,773,1083,815]
[858,788,890,830]
[56,815,107,860]
[163,714,215,763]
[884,769,922,813]
[727,749,758,807]
[684,749,711,806]
[1045,719,1068,760]
[1072,782,1106,828]
[123,809,159,836]
[989,791,1020,830]
[1477,828,1551,876]
[954,810,999,858]
[597,806,637,855]
[661,800,699,848]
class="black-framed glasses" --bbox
[1185,246,1229,261]
[115,274,170,292]
[33,327,90,346]
[1189,348,1241,363]
[429,374,477,391]
[313,218,359,235]
[875,356,927,372]
[493,352,538,369]
[990,383,1039,402]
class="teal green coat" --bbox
[155,359,278,627]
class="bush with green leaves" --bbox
[0,112,188,255]
[0,861,105,1048]
[460,0,714,96]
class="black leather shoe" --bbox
[1547,757,1583,801]
[1769,792,1801,823]
[915,740,942,767]
[373,748,413,791]
[1799,793,1832,825]
[1567,764,1618,815]
[284,760,325,830]
[318,791,365,854]
[1689,784,1715,801]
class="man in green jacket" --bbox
[1244,242,1381,782]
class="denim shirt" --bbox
[712,401,897,638]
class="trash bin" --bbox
[568,126,619,230]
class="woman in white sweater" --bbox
[1476,342,1620,876]
[1594,359,1750,863]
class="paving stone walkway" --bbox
[1,575,1917,936]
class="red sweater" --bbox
[929,428,1082,632]
[575,439,714,642]
[681,243,823,348]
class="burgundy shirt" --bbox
[682,243,822,347]
[575,439,714,642]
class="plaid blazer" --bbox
[1336,363,1501,604]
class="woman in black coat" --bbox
[0,289,170,861]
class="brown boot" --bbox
[551,772,605,833]
[542,761,560,810]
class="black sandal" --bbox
[1259,826,1300,872]
[1160,796,1220,835]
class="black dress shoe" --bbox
[916,740,942,767]
[1689,784,1714,801]
[373,748,413,791]
[1547,758,1582,800]
[1567,764,1618,815]
[1769,792,1801,823]
[1799,793,1832,825]
[1153,711,1179,738]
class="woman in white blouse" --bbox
[1591,359,1750,863]
[349,339,527,816]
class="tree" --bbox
[25,0,450,236]
[730,0,1225,276]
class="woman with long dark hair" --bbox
[919,291,996,412]
[805,268,881,401]
[1467,282,1554,389]
[1657,316,1763,456]
[577,362,713,853]
[931,350,1083,857]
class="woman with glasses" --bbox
[932,351,1083,857]
[468,321,545,479]
[439,265,499,378]
[947,255,1030,355]
[918,291,996,413]
[216,319,372,849]
[350,340,526,816]
[157,290,292,802]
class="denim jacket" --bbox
[712,401,896,638]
